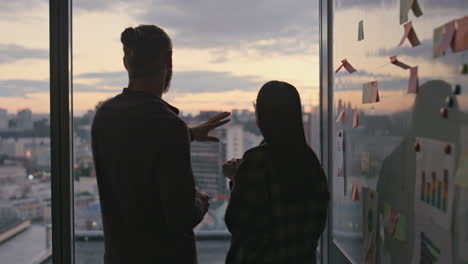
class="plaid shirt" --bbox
[225,143,329,264]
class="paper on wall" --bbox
[415,137,455,230]
[455,126,468,189]
[394,213,407,241]
[400,0,423,25]
[454,189,468,261]
[436,20,456,55]
[336,129,347,195]
[411,218,453,264]
[390,56,411,69]
[362,81,380,104]
[362,187,378,264]
[352,183,360,201]
[361,152,370,175]
[408,67,419,94]
[453,16,468,52]
[433,25,446,58]
[398,21,421,47]
[353,107,359,128]
[336,110,347,123]
[336,58,357,74]
[358,20,364,41]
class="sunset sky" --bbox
[0,0,320,115]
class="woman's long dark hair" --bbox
[256,81,328,202]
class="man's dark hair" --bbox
[121,25,172,80]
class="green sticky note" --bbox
[394,214,407,241]
[433,25,445,58]
[383,202,391,225]
[358,20,364,41]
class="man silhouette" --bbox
[91,25,230,264]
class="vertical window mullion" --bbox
[50,0,74,263]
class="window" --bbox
[72,1,321,263]
[0,0,52,263]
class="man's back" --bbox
[92,88,199,264]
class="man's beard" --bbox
[163,66,173,93]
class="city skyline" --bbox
[0,0,320,114]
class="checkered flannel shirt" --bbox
[225,144,329,264]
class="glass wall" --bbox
[72,1,320,263]
[0,0,52,263]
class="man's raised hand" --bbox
[190,112,231,142]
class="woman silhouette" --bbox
[223,81,329,264]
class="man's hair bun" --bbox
[121,27,139,49]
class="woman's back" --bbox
[225,143,328,264]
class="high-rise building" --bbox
[224,124,244,161]
[16,109,33,131]
[0,108,7,130]
[191,131,224,197]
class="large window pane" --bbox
[73,1,320,263]
[0,1,52,263]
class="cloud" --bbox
[0,44,48,64]
[76,70,263,93]
[368,39,432,59]
[128,0,319,54]
[335,0,468,9]
[1,0,319,56]
[0,79,113,97]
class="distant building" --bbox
[191,132,225,197]
[16,109,33,131]
[0,108,7,130]
[224,124,244,161]
[0,137,50,161]
[304,106,320,155]
[0,165,27,186]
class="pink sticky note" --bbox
[437,20,456,55]
[362,81,380,104]
[399,21,421,47]
[390,56,411,69]
[336,110,347,123]
[352,108,359,128]
[453,16,468,52]
[408,67,419,94]
[352,184,360,201]
[387,208,399,235]
[372,81,380,103]
[335,59,357,74]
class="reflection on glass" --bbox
[0,0,52,263]
[332,0,468,263]
[73,1,320,263]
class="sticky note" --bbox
[437,20,456,56]
[399,21,421,47]
[453,85,462,95]
[433,25,446,58]
[453,16,468,52]
[390,56,411,69]
[445,96,454,108]
[353,107,359,128]
[387,208,399,235]
[335,59,357,74]
[460,64,468,74]
[408,66,419,94]
[400,0,423,25]
[394,213,407,241]
[383,202,391,224]
[362,81,380,104]
[352,184,360,201]
[336,110,347,123]
[358,20,364,41]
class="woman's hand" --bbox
[223,158,241,181]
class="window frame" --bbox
[50,0,74,263]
